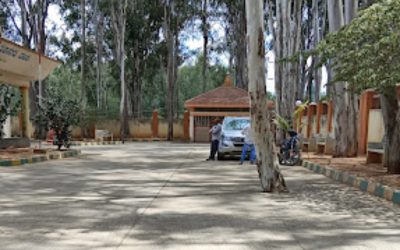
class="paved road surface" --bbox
[0,143,399,250]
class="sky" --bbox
[184,34,276,93]
[45,4,326,96]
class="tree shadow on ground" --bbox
[0,144,398,250]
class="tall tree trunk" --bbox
[111,0,130,140]
[313,0,322,103]
[380,90,400,174]
[202,0,208,93]
[174,8,180,119]
[345,0,358,25]
[164,0,176,141]
[246,0,287,193]
[104,81,108,111]
[298,54,307,101]
[120,0,130,140]
[81,0,86,104]
[81,0,86,138]
[234,0,247,90]
[272,0,303,142]
[328,0,358,157]
[95,1,103,109]
[132,51,143,118]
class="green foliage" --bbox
[35,88,80,150]
[0,85,20,138]
[177,53,228,108]
[314,0,400,95]
[294,101,309,121]
[273,115,291,135]
[267,91,276,104]
[274,100,309,135]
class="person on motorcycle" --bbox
[287,129,298,154]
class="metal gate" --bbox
[194,116,212,142]
[194,116,224,142]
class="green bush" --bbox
[35,88,80,150]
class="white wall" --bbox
[368,109,385,143]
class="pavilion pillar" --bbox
[358,90,378,154]
[316,102,324,134]
[189,108,194,142]
[183,111,190,139]
[20,86,30,138]
[327,100,334,133]
[152,110,159,138]
[306,103,317,138]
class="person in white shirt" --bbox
[239,123,256,165]
[206,118,222,161]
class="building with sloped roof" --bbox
[184,73,274,142]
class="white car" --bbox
[218,116,251,160]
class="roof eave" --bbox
[184,103,249,108]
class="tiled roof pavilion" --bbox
[184,74,274,142]
[184,73,274,110]
[184,74,249,108]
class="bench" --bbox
[300,134,317,152]
[316,133,335,155]
[367,135,386,166]
[95,130,113,142]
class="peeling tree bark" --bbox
[94,0,104,109]
[163,0,177,141]
[328,0,359,157]
[235,0,247,90]
[226,0,247,90]
[81,0,86,106]
[380,90,400,174]
[272,0,303,142]
[246,0,288,193]
[313,0,322,103]
[202,0,208,93]
[110,0,130,140]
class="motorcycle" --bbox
[277,130,301,166]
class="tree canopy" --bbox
[316,0,400,94]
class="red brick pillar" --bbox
[316,102,324,134]
[327,100,334,133]
[307,103,317,138]
[184,111,190,138]
[358,90,376,154]
[152,110,159,138]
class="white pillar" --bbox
[3,115,11,138]
[189,116,194,142]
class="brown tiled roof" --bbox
[184,86,250,108]
[184,74,275,109]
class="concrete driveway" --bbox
[0,143,399,250]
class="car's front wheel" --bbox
[217,152,224,161]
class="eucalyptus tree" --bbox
[125,0,163,118]
[110,0,130,140]
[267,0,303,142]
[316,0,400,173]
[246,0,287,192]
[327,0,359,157]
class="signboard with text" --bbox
[0,38,61,87]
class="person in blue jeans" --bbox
[206,118,222,161]
[239,123,256,165]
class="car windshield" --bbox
[222,118,250,131]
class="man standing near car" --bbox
[239,122,256,165]
[206,118,222,161]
